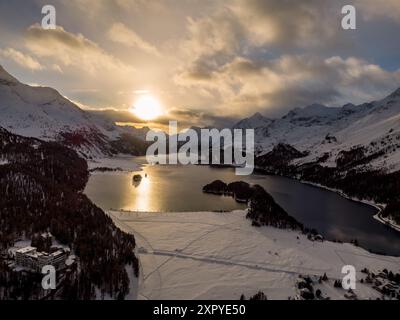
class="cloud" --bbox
[19,23,139,108]
[2,0,400,123]
[177,54,400,117]
[357,0,400,22]
[173,0,354,115]
[162,107,237,128]
[180,0,345,63]
[24,24,133,76]
[230,0,342,49]
[177,8,245,83]
[107,23,160,56]
[0,48,43,71]
[170,0,400,117]
[90,106,237,130]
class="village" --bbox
[291,269,400,300]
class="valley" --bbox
[1,65,400,300]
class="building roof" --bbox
[16,246,69,260]
[16,246,36,254]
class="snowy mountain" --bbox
[234,112,273,130]
[0,65,147,158]
[234,88,400,172]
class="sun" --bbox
[131,95,163,121]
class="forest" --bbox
[203,179,303,230]
[0,127,139,300]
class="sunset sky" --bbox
[1,0,400,128]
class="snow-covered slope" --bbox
[109,210,400,300]
[0,65,146,158]
[234,112,272,130]
[234,89,400,172]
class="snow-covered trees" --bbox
[0,128,139,299]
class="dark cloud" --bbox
[180,52,400,117]
[88,107,238,130]
[166,108,237,128]
[231,0,345,49]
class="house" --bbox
[15,246,70,272]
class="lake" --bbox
[85,157,400,256]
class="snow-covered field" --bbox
[108,210,400,300]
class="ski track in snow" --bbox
[108,210,400,300]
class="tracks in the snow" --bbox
[142,249,331,275]
[108,211,163,299]
[109,211,333,300]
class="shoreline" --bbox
[87,157,400,233]
[108,209,400,261]
[253,166,400,233]
[297,179,400,232]
[373,214,400,232]
[108,208,400,259]
[288,179,400,233]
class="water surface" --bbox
[85,157,400,256]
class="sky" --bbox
[1,0,400,128]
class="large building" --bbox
[15,246,70,272]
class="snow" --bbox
[234,112,272,129]
[8,240,33,257]
[108,210,400,300]
[125,265,140,300]
[374,214,400,232]
[2,62,400,168]
[65,255,77,266]
[234,88,400,172]
[0,65,145,158]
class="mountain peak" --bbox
[234,112,272,129]
[248,112,271,122]
[252,112,264,118]
[285,103,337,120]
[0,65,19,84]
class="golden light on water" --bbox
[130,94,163,121]
[132,174,151,211]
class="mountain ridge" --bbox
[234,87,400,172]
[0,65,148,158]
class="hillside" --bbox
[234,89,400,173]
[0,65,148,159]
[233,89,400,228]
[0,127,139,299]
